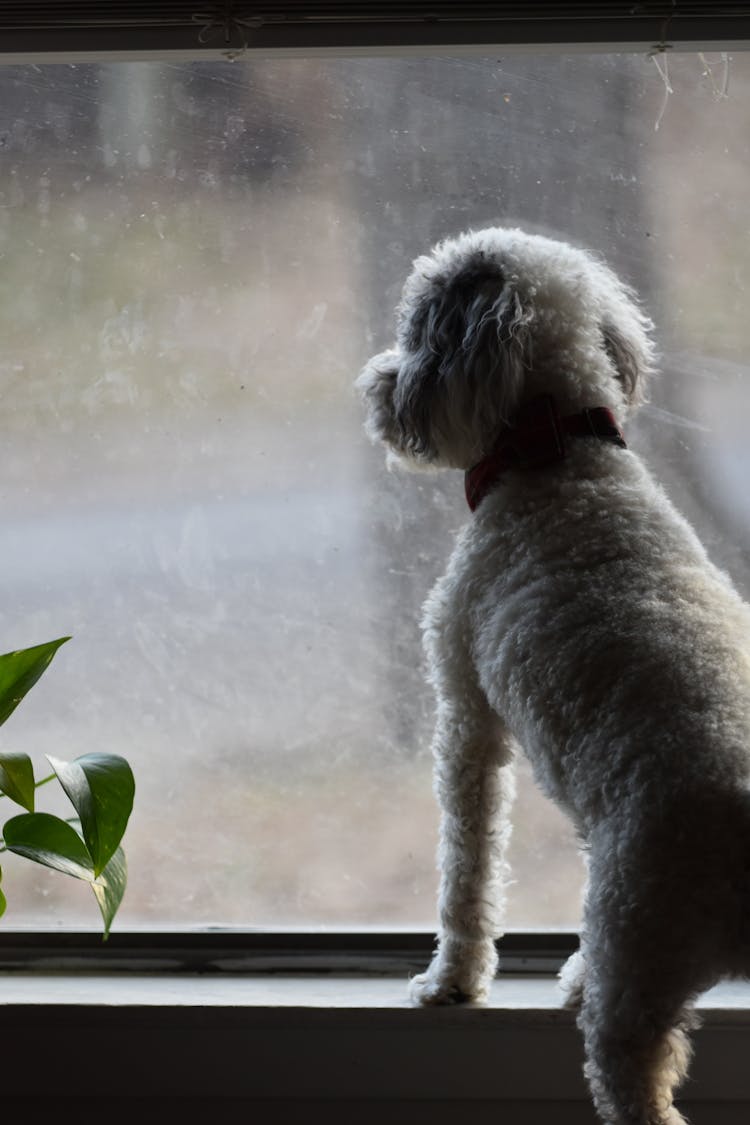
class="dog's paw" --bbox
[557,949,586,1010]
[408,940,497,1006]
[408,970,479,1006]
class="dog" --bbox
[356,226,750,1125]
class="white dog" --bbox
[357,226,750,1125]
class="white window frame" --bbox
[2,8,750,1119]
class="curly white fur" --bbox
[357,226,750,1125]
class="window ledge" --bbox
[0,969,748,1018]
[1,971,750,1119]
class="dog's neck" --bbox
[465,394,626,512]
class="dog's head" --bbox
[357,227,655,469]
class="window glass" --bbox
[0,53,747,928]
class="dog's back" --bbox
[449,439,750,827]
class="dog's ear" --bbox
[394,270,534,464]
[356,348,401,448]
[431,277,532,393]
[598,270,656,407]
[601,320,646,405]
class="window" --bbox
[1,44,748,937]
[0,9,746,945]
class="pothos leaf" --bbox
[2,812,94,881]
[91,846,127,940]
[2,815,128,938]
[0,751,35,811]
[0,638,70,729]
[47,753,135,877]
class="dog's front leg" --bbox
[409,691,515,1006]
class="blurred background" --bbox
[0,51,748,930]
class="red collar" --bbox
[465,395,626,512]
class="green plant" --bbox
[0,638,134,938]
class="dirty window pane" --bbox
[0,54,747,928]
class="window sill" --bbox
[0,967,743,1015]
[1,970,750,1122]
